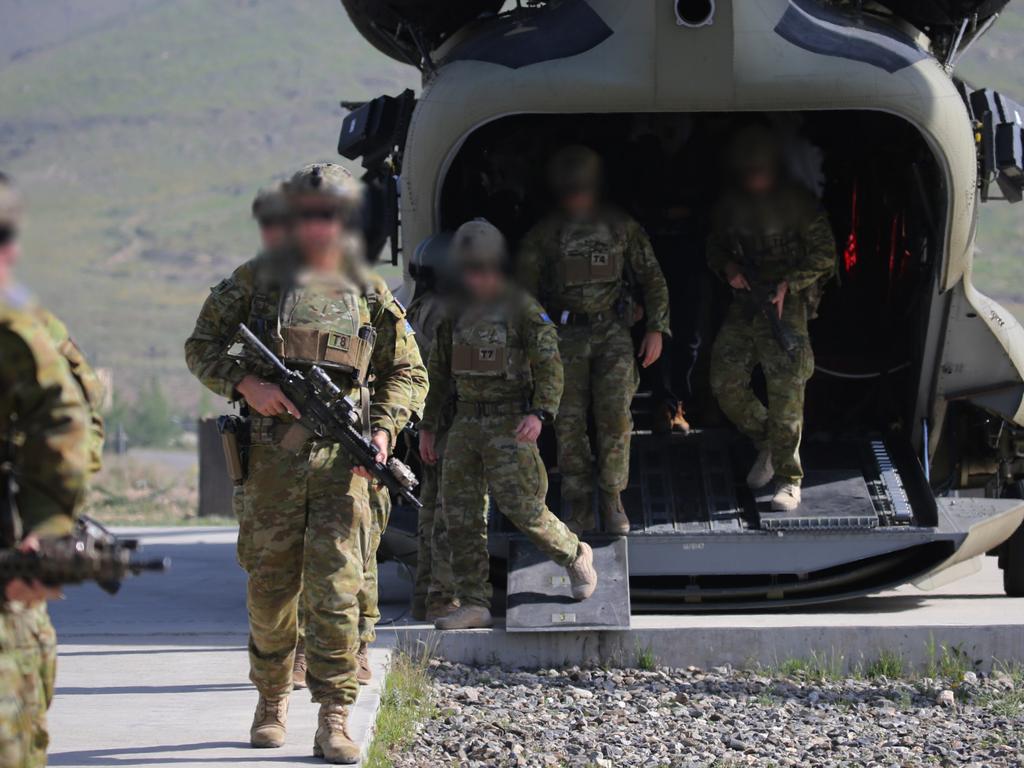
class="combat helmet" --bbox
[451,219,507,271]
[548,145,603,196]
[0,173,23,229]
[729,123,783,178]
[251,183,289,222]
[410,231,454,285]
[286,163,364,217]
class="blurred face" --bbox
[0,223,20,286]
[462,265,504,300]
[292,195,343,267]
[257,216,289,251]
[560,189,597,218]
[741,164,778,195]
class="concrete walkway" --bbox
[45,526,1024,766]
[48,527,398,768]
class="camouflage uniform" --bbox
[707,181,836,484]
[0,288,90,768]
[422,286,580,609]
[518,209,670,503]
[184,249,422,707]
[407,290,456,611]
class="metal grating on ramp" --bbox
[506,536,630,632]
[758,469,879,530]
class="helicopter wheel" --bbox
[1001,481,1024,597]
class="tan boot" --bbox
[567,542,598,601]
[293,638,307,690]
[599,491,630,535]
[747,447,774,489]
[434,604,493,631]
[314,703,360,764]
[669,403,691,434]
[771,483,801,512]
[425,598,460,622]
[250,694,288,748]
[356,642,372,686]
[565,494,594,535]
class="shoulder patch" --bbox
[211,278,233,295]
[539,312,552,324]
[404,320,415,335]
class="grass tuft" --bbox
[865,650,906,680]
[635,643,658,671]
[364,651,436,768]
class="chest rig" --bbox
[730,195,807,278]
[451,302,531,385]
[556,218,626,291]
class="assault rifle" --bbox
[236,323,422,508]
[0,516,168,595]
[731,243,801,362]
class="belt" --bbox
[552,308,617,326]
[456,400,528,417]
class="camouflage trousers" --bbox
[413,430,455,608]
[0,604,56,768]
[443,411,581,608]
[239,441,370,705]
[709,304,815,484]
[356,484,392,645]
[556,317,640,500]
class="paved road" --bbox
[46,527,1021,765]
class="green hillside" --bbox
[0,0,417,410]
[0,1,1022,419]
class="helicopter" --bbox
[336,0,1024,628]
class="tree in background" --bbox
[106,378,183,450]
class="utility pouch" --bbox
[217,415,249,484]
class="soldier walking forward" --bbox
[185,163,423,764]
[518,146,670,535]
[0,173,92,768]
[707,124,836,511]
[420,220,597,631]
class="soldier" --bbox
[420,220,597,631]
[707,124,836,511]
[407,234,458,622]
[0,173,91,768]
[518,146,670,535]
[185,162,423,764]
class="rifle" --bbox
[0,515,168,595]
[731,243,801,362]
[236,324,422,508]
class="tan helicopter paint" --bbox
[399,0,1024,426]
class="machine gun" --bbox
[731,243,801,362]
[0,516,168,595]
[236,324,422,508]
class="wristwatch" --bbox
[528,409,552,424]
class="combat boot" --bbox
[771,483,801,512]
[425,597,460,622]
[250,694,288,748]
[653,402,691,435]
[746,447,774,489]
[293,638,307,690]
[356,642,372,686]
[599,491,630,535]
[410,595,427,622]
[314,702,360,764]
[434,605,493,630]
[566,542,598,601]
[565,494,594,535]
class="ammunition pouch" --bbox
[452,343,507,376]
[216,415,250,484]
[280,325,374,383]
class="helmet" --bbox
[729,123,782,178]
[548,145,603,196]
[0,173,23,228]
[451,220,507,271]
[410,232,454,283]
[251,183,289,221]
[286,163,363,214]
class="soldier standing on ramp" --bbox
[419,220,598,631]
[518,146,670,535]
[0,173,92,768]
[185,163,423,764]
[707,124,836,512]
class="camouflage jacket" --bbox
[0,288,89,538]
[406,290,447,423]
[517,207,671,334]
[421,287,563,431]
[706,181,837,299]
[34,308,105,475]
[184,250,425,447]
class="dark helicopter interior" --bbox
[437,110,943,535]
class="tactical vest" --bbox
[450,303,531,387]
[556,218,626,292]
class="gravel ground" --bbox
[393,661,1024,767]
